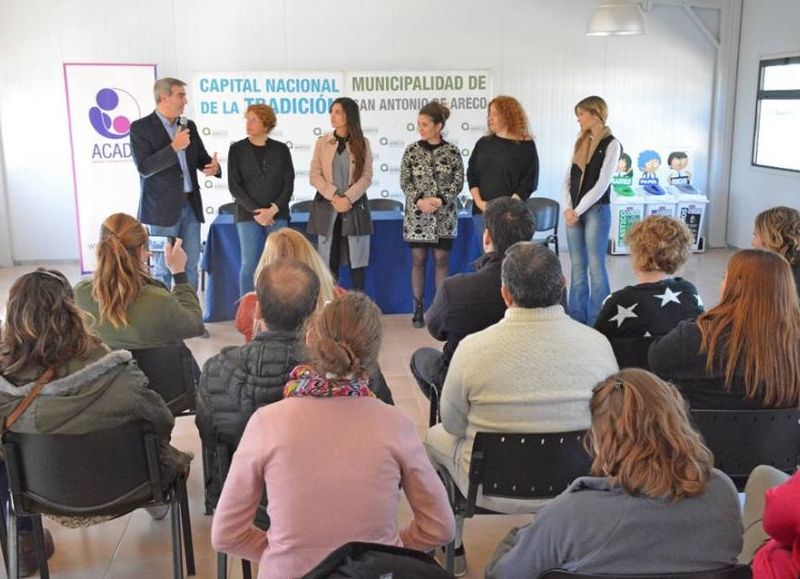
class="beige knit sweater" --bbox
[440,305,619,483]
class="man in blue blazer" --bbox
[130,77,221,290]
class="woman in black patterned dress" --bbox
[400,102,464,328]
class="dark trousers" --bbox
[410,347,444,426]
[329,216,366,291]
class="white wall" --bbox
[0,0,722,261]
[727,0,800,249]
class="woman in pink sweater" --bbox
[212,292,455,578]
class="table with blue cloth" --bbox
[201,211,482,322]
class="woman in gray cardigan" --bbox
[308,97,373,291]
[486,368,742,579]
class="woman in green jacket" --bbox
[73,213,204,349]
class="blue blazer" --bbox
[130,111,220,226]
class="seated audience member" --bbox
[752,205,800,295]
[595,215,703,369]
[649,249,800,409]
[235,228,344,342]
[410,197,534,401]
[0,270,191,575]
[740,466,800,577]
[425,242,618,575]
[197,260,392,507]
[74,213,204,349]
[212,293,455,578]
[485,368,742,579]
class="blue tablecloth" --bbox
[201,211,482,322]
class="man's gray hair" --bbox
[153,77,186,104]
[501,242,563,308]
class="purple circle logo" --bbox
[88,88,141,139]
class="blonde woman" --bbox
[466,96,539,241]
[595,216,703,369]
[235,228,344,342]
[73,212,204,349]
[486,369,742,578]
[752,205,800,295]
[563,96,620,326]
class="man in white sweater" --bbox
[425,242,619,574]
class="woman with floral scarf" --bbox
[212,292,455,578]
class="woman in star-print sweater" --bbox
[595,216,702,369]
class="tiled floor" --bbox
[0,248,734,578]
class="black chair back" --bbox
[526,197,560,255]
[367,198,403,212]
[465,431,591,516]
[291,200,313,213]
[690,408,800,489]
[4,422,161,517]
[218,202,236,215]
[130,342,199,416]
[3,422,195,577]
[538,565,753,579]
[527,197,559,232]
[303,542,456,578]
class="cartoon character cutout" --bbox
[667,151,692,185]
[612,152,634,186]
[637,150,661,186]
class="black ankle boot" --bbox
[412,298,424,328]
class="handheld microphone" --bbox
[178,116,188,131]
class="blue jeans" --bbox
[566,203,611,326]
[472,214,485,245]
[149,200,201,291]
[236,219,288,295]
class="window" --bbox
[753,56,800,172]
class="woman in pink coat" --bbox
[212,292,455,578]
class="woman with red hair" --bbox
[649,248,800,409]
[466,96,538,241]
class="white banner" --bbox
[192,71,345,218]
[64,63,156,272]
[345,70,492,204]
[191,70,492,215]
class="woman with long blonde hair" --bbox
[73,212,204,349]
[752,205,800,295]
[466,95,539,241]
[486,369,742,578]
[650,249,800,409]
[563,96,620,326]
[235,228,343,341]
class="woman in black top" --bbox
[227,104,295,295]
[649,249,800,410]
[466,95,538,241]
[401,101,464,327]
[563,96,620,326]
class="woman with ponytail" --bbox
[486,369,742,578]
[212,293,454,578]
[73,212,204,349]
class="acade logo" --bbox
[88,88,140,160]
[88,88,139,139]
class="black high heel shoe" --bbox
[412,298,424,328]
